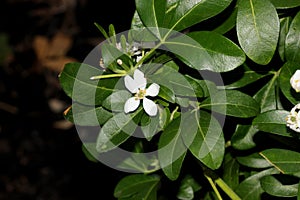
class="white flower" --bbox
[286,103,300,132]
[124,69,160,116]
[290,70,300,92]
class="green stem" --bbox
[215,178,241,200]
[133,42,162,70]
[201,163,241,200]
[204,174,223,200]
[90,73,126,80]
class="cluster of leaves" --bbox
[59,0,300,199]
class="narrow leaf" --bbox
[259,149,300,177]
[182,111,225,170]
[200,90,260,118]
[231,125,258,150]
[59,62,117,105]
[261,175,298,197]
[285,11,300,63]
[114,174,160,200]
[165,0,233,31]
[252,110,291,137]
[96,109,142,153]
[65,103,112,126]
[235,168,280,200]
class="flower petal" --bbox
[134,69,147,89]
[124,97,140,113]
[146,83,160,97]
[143,98,158,116]
[124,75,138,93]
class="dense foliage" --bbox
[59,0,300,199]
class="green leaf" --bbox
[252,110,291,137]
[200,90,260,118]
[135,0,166,38]
[96,109,142,153]
[237,153,273,169]
[261,175,298,197]
[114,174,160,200]
[148,63,198,97]
[187,31,246,72]
[278,17,292,61]
[213,6,237,35]
[158,85,176,103]
[64,103,113,126]
[94,22,109,39]
[259,149,300,177]
[222,153,240,190]
[279,62,300,104]
[235,168,280,200]
[59,62,117,105]
[158,112,193,180]
[102,90,132,112]
[269,0,300,9]
[182,111,225,170]
[231,125,258,150]
[285,11,300,63]
[117,154,160,174]
[253,75,277,113]
[141,107,167,140]
[177,174,202,200]
[237,0,280,65]
[224,64,271,89]
[165,0,233,31]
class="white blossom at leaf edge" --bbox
[290,70,300,92]
[124,69,160,116]
[286,103,300,133]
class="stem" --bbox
[204,174,223,200]
[200,162,241,200]
[90,73,126,80]
[215,178,241,200]
[133,42,162,70]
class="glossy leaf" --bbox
[182,111,225,170]
[59,62,117,105]
[259,149,300,177]
[270,0,300,9]
[252,110,291,137]
[222,153,240,190]
[224,65,271,89]
[260,175,298,197]
[141,107,167,140]
[237,0,280,65]
[135,0,166,38]
[148,63,199,97]
[187,31,245,72]
[235,168,280,200]
[285,11,300,63]
[213,6,237,34]
[253,75,277,113]
[278,17,292,61]
[177,174,201,200]
[64,103,113,126]
[237,153,273,169]
[231,125,258,150]
[279,62,300,104]
[158,112,196,180]
[96,109,142,153]
[200,90,260,118]
[114,174,160,200]
[102,90,132,112]
[165,0,233,31]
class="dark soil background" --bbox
[0,0,135,199]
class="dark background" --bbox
[0,0,136,199]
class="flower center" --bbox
[135,89,146,100]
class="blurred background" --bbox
[0,0,135,199]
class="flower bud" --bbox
[290,70,300,92]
